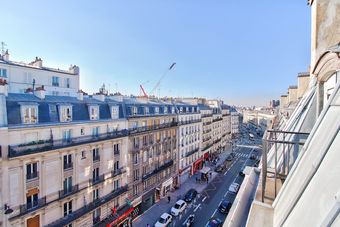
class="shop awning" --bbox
[200,167,211,174]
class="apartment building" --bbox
[124,97,178,214]
[231,111,240,137]
[176,101,201,183]
[199,104,214,161]
[0,51,79,96]
[0,87,130,227]
[221,105,231,150]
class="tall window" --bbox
[26,193,38,209]
[60,106,72,122]
[113,179,120,190]
[92,127,100,137]
[133,153,139,164]
[113,143,120,154]
[0,68,7,78]
[65,78,70,88]
[93,188,99,201]
[92,148,100,161]
[111,106,119,119]
[63,176,73,193]
[52,76,59,86]
[26,162,38,180]
[63,201,72,217]
[133,169,139,181]
[114,161,119,172]
[144,107,149,115]
[63,154,72,170]
[92,167,99,181]
[62,130,72,143]
[154,106,159,114]
[22,106,38,124]
[131,106,138,115]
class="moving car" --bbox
[171,199,187,216]
[155,213,172,227]
[226,155,233,161]
[215,164,224,173]
[228,183,240,194]
[183,214,195,226]
[184,189,198,203]
[207,217,223,227]
[219,199,232,214]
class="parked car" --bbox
[219,199,232,214]
[184,189,198,203]
[207,217,223,227]
[228,183,240,194]
[215,164,224,173]
[239,170,245,177]
[183,214,195,226]
[155,213,172,227]
[171,199,187,216]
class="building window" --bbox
[26,193,38,210]
[60,106,72,122]
[0,68,7,78]
[154,107,159,114]
[133,153,139,165]
[65,78,70,88]
[133,169,139,181]
[93,188,99,201]
[92,148,100,162]
[52,76,59,87]
[93,208,101,224]
[164,106,168,114]
[63,176,73,194]
[114,161,119,172]
[92,127,100,137]
[81,150,86,159]
[26,162,38,180]
[131,106,138,115]
[22,106,38,124]
[113,144,120,155]
[113,179,120,190]
[62,129,72,143]
[111,106,119,119]
[63,154,73,170]
[144,107,149,115]
[92,167,100,181]
[63,200,72,217]
[80,128,85,135]
[89,106,99,120]
[171,107,175,113]
[133,185,138,196]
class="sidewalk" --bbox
[133,149,232,227]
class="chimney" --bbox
[34,85,45,99]
[2,50,9,61]
[69,65,80,75]
[0,78,8,96]
[77,90,84,101]
[31,57,43,68]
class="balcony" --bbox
[18,197,46,217]
[202,114,213,118]
[59,185,79,199]
[142,160,174,181]
[129,122,178,135]
[185,148,200,157]
[202,143,213,152]
[8,130,129,158]
[90,175,105,186]
[178,119,201,126]
[111,168,126,178]
[63,162,73,170]
[114,149,120,155]
[45,185,129,227]
[93,216,101,225]
[213,118,223,122]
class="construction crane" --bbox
[139,80,149,97]
[149,62,176,97]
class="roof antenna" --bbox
[1,42,7,55]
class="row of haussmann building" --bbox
[0,53,240,227]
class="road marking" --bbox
[194,203,201,212]
[202,196,207,202]
[211,208,217,217]
[224,191,229,197]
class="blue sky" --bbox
[0,1,311,106]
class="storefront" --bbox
[141,188,155,213]
[203,152,210,161]
[105,205,134,227]
[179,165,191,185]
[192,157,204,175]
[161,177,173,197]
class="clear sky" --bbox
[0,0,311,106]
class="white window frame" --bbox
[0,68,7,78]
[89,105,99,120]
[131,106,138,115]
[60,105,72,122]
[21,105,38,124]
[111,106,119,119]
[164,106,168,114]
[154,106,159,114]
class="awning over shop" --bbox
[200,167,211,174]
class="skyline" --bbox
[0,0,311,106]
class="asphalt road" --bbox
[168,145,262,227]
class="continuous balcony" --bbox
[59,185,79,199]
[142,160,174,181]
[201,114,213,118]
[8,130,129,158]
[213,118,223,122]
[185,148,200,157]
[178,119,201,126]
[17,197,46,217]
[129,122,178,135]
[45,185,129,227]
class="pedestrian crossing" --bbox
[234,153,251,158]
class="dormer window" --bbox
[191,107,195,112]
[144,107,149,115]
[180,107,183,113]
[111,106,119,119]
[21,104,38,124]
[0,68,7,78]
[155,107,159,114]
[171,107,175,114]
[89,106,99,120]
[60,105,72,122]
[164,106,168,114]
[131,106,138,115]
[186,107,189,112]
